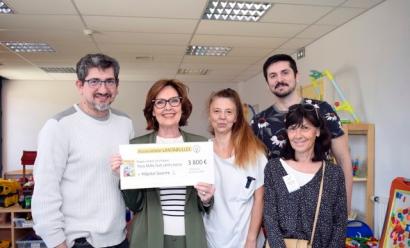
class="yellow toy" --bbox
[309,70,360,123]
[0,240,11,248]
[0,179,22,207]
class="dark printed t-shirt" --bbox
[251,98,344,159]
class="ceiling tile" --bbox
[98,44,186,55]
[342,0,385,8]
[74,0,208,18]
[317,7,367,25]
[83,16,198,34]
[94,32,192,46]
[191,35,287,48]
[0,30,91,43]
[279,38,315,49]
[296,24,337,38]
[182,56,261,65]
[262,4,333,24]
[6,0,77,14]
[0,15,84,30]
[197,21,307,38]
[229,47,273,57]
[263,0,344,6]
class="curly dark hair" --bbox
[281,104,331,161]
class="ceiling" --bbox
[0,0,384,84]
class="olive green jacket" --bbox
[122,130,211,248]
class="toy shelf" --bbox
[344,123,375,229]
[0,204,33,248]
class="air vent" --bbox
[177,68,209,75]
[135,56,154,61]
[41,67,76,73]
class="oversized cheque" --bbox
[120,141,214,189]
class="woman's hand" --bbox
[110,154,123,175]
[194,182,215,205]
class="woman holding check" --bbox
[203,88,267,248]
[111,79,214,248]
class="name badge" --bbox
[283,174,300,193]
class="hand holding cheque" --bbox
[111,141,215,202]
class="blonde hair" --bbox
[208,88,266,167]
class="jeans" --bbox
[72,238,129,248]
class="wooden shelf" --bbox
[0,204,34,248]
[344,123,375,229]
[353,177,368,182]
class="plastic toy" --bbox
[0,240,11,248]
[380,177,410,247]
[352,158,360,177]
[346,220,378,247]
[0,179,22,207]
[309,69,360,123]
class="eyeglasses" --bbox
[288,103,319,120]
[152,96,182,109]
[84,78,118,88]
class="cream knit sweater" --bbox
[32,104,134,248]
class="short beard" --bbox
[273,90,293,98]
[273,83,296,98]
[94,103,110,112]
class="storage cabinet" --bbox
[344,123,375,229]
[0,204,36,248]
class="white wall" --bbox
[240,0,410,234]
[2,79,237,172]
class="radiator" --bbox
[372,195,389,238]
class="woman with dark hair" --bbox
[112,79,214,248]
[203,88,267,248]
[264,103,347,248]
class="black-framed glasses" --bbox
[288,103,319,120]
[152,96,182,109]
[84,78,118,88]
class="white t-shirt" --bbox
[203,152,267,248]
[280,158,315,187]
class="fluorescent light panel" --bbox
[41,67,76,73]
[0,1,13,14]
[203,1,272,22]
[1,41,55,52]
[177,68,209,75]
[186,45,231,56]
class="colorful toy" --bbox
[0,240,11,248]
[380,177,410,247]
[0,179,22,207]
[309,69,360,123]
[352,158,360,177]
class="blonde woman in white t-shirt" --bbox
[203,88,267,248]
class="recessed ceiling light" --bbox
[0,41,55,52]
[0,1,13,14]
[202,1,272,22]
[186,45,231,56]
[177,68,209,75]
[40,67,76,73]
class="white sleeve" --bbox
[32,119,68,247]
[255,153,268,189]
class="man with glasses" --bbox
[32,53,134,248]
[251,54,353,211]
